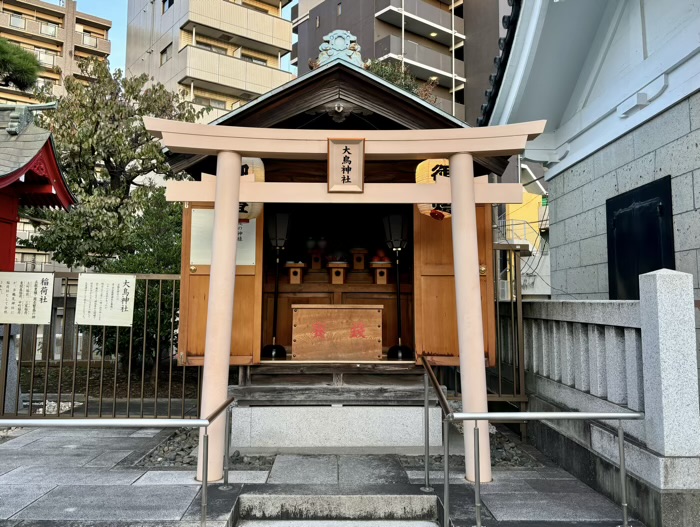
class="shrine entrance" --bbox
[145,29,544,485]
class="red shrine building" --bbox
[0,104,74,271]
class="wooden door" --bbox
[178,204,264,366]
[413,205,496,366]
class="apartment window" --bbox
[241,53,266,66]
[36,78,55,90]
[193,96,226,110]
[160,43,172,65]
[34,49,56,67]
[337,2,341,15]
[9,13,25,29]
[197,42,227,55]
[40,22,58,37]
[162,0,174,13]
[315,15,320,28]
[82,32,98,48]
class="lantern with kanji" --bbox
[415,158,451,220]
[238,157,265,220]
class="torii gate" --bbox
[144,117,545,483]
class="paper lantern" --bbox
[239,157,264,220]
[415,159,451,220]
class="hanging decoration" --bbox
[238,157,265,221]
[415,158,452,220]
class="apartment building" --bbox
[292,0,510,125]
[126,0,294,122]
[0,0,111,104]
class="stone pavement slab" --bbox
[481,492,622,522]
[26,436,157,450]
[405,470,469,484]
[0,449,106,467]
[338,455,408,486]
[181,484,242,522]
[0,466,144,486]
[83,450,133,468]
[134,470,268,485]
[268,454,338,484]
[0,485,55,520]
[12,485,199,521]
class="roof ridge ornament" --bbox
[318,30,364,67]
[0,102,58,136]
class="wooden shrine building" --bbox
[146,31,544,483]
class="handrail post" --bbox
[443,419,450,527]
[421,372,433,492]
[474,421,482,527]
[201,429,209,527]
[220,406,232,490]
[618,420,629,527]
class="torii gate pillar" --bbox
[450,153,492,482]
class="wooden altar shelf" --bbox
[291,304,383,361]
[369,262,392,285]
[285,262,306,284]
[327,262,349,284]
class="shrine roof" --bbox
[0,106,75,209]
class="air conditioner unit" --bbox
[498,279,511,302]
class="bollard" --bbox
[421,373,433,492]
[201,431,208,527]
[474,422,482,527]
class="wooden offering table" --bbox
[291,304,383,361]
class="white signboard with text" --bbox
[328,138,365,193]
[0,272,53,325]
[190,211,256,266]
[75,274,136,327]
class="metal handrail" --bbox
[419,358,643,527]
[0,396,237,527]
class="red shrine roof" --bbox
[0,106,74,209]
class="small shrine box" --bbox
[285,263,306,284]
[327,262,349,284]
[350,249,368,271]
[291,304,383,361]
[370,262,392,285]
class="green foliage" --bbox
[24,58,205,271]
[0,38,40,90]
[363,60,437,103]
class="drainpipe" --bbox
[451,1,455,116]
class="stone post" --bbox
[196,151,242,482]
[0,325,19,414]
[639,269,700,456]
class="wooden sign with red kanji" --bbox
[291,304,382,361]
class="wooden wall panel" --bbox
[413,203,496,366]
[178,205,263,366]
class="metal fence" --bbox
[0,273,202,419]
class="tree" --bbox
[0,38,41,90]
[24,58,204,270]
[363,60,437,104]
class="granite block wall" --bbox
[548,90,700,367]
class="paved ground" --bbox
[0,426,643,526]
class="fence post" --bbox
[201,430,209,527]
[421,372,433,492]
[639,270,700,456]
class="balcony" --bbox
[74,30,110,55]
[374,35,465,87]
[0,12,66,43]
[185,0,292,56]
[177,45,294,99]
[374,0,465,45]
[433,96,465,119]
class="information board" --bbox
[0,272,53,325]
[75,274,136,327]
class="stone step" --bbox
[236,522,439,527]
[236,492,438,522]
